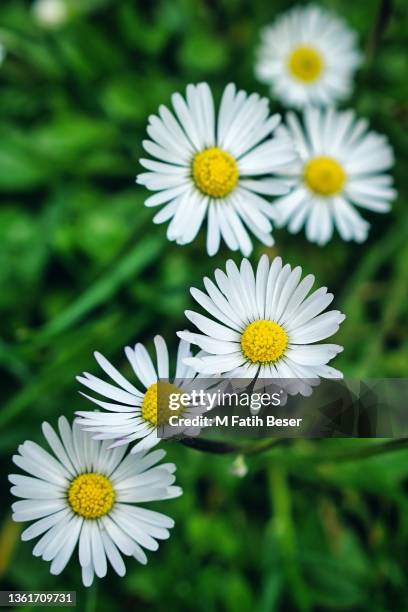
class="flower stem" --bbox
[85,581,97,612]
[180,437,408,462]
[180,437,282,455]
[366,0,393,64]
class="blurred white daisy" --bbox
[136,82,297,256]
[178,255,345,380]
[76,336,205,453]
[32,0,68,28]
[255,4,361,108]
[272,107,396,244]
[10,417,181,587]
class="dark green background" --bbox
[0,0,407,610]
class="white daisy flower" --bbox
[136,82,297,256]
[76,336,204,453]
[255,4,361,108]
[9,417,181,587]
[32,0,68,28]
[272,107,396,244]
[177,255,345,381]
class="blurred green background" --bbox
[0,0,407,610]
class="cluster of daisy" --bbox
[138,5,395,249]
[9,4,397,589]
[9,256,346,586]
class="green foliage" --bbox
[0,0,407,610]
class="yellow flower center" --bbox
[241,320,288,364]
[192,147,239,198]
[68,473,115,519]
[141,382,185,427]
[304,156,346,196]
[288,45,324,83]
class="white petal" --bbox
[184,311,239,342]
[82,564,94,587]
[100,530,126,577]
[50,516,82,575]
[91,521,107,578]
[94,351,143,395]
